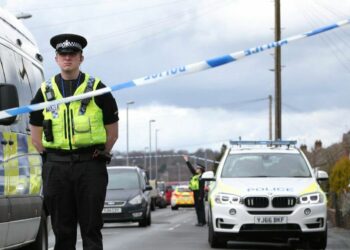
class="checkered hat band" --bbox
[56,40,82,50]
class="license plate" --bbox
[254,216,287,224]
[102,207,122,214]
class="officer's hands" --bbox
[40,151,47,164]
[183,155,189,162]
[93,149,112,164]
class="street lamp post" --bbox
[149,119,156,179]
[155,129,160,180]
[144,147,148,171]
[126,101,135,166]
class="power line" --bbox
[218,97,269,108]
[28,0,190,30]
[309,0,350,49]
[83,1,232,60]
[39,0,227,57]
[10,0,171,12]
[294,1,350,73]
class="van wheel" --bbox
[208,211,226,248]
[23,211,48,250]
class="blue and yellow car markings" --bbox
[0,131,42,196]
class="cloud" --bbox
[115,105,350,152]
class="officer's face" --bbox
[55,51,84,72]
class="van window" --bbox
[0,57,5,83]
[0,44,32,133]
[0,44,19,86]
[23,59,43,95]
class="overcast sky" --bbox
[1,0,350,153]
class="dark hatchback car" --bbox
[103,166,152,227]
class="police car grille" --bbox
[244,197,269,208]
[272,197,296,208]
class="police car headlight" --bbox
[215,193,242,204]
[129,195,142,205]
[297,192,324,204]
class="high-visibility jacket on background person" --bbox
[41,74,106,150]
[189,174,200,191]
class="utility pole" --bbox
[144,147,148,171]
[126,101,134,166]
[149,119,155,179]
[268,95,273,140]
[274,0,282,140]
[155,129,159,180]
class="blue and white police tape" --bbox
[114,154,220,164]
[0,18,349,120]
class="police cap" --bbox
[196,163,205,171]
[50,33,87,53]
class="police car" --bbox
[0,7,48,249]
[202,141,328,249]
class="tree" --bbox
[330,157,350,194]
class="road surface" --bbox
[48,207,350,249]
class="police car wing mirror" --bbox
[144,185,153,192]
[0,84,19,126]
[316,170,329,182]
[201,171,216,181]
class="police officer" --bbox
[29,33,119,250]
[183,155,206,226]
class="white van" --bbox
[203,141,328,249]
[0,7,48,250]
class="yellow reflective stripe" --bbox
[4,132,19,195]
[209,181,242,205]
[27,135,42,195]
[299,182,319,195]
[29,164,41,195]
[217,181,242,195]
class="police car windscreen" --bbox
[107,169,140,190]
[221,153,311,178]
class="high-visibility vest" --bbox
[189,174,200,191]
[41,74,106,150]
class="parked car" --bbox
[171,185,195,210]
[103,166,152,227]
[156,181,167,208]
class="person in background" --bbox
[183,155,206,226]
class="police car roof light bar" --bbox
[229,140,297,147]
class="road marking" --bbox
[169,223,181,231]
